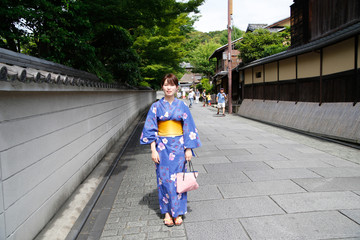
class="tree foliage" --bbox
[236,27,291,64]
[0,1,96,66]
[0,0,204,86]
[219,27,244,45]
[182,27,243,80]
[133,13,196,89]
[183,31,213,56]
[198,78,214,93]
[186,41,221,78]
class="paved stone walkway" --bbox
[99,101,360,240]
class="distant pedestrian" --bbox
[216,88,227,116]
[140,73,201,227]
[188,89,194,107]
[195,89,200,104]
[206,93,212,106]
[202,89,207,107]
[177,90,182,99]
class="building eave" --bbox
[265,17,290,29]
[208,37,243,60]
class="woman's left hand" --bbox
[185,148,192,161]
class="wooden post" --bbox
[295,55,298,103]
[228,0,233,113]
[252,67,254,100]
[277,61,280,102]
[354,35,358,106]
[263,64,265,101]
[319,48,323,105]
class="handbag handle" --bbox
[182,161,197,180]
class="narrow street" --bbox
[89,100,360,239]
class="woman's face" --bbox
[162,79,178,97]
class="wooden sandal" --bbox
[163,217,174,227]
[174,216,183,226]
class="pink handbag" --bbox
[176,161,199,194]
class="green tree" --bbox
[219,27,244,45]
[0,0,112,80]
[183,31,212,57]
[0,0,29,52]
[206,30,224,43]
[133,13,197,89]
[236,27,290,64]
[198,77,213,93]
[86,0,204,85]
[187,41,221,78]
[0,0,205,85]
[93,25,141,84]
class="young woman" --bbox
[140,73,201,227]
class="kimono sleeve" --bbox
[182,102,201,149]
[140,103,158,145]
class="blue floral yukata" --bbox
[140,97,201,218]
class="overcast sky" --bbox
[192,0,294,32]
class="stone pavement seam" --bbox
[339,210,360,226]
[216,185,225,199]
[289,178,311,193]
[237,218,252,240]
[268,195,289,214]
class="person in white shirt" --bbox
[195,89,200,103]
[188,89,195,108]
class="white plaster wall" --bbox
[238,99,360,143]
[0,88,155,239]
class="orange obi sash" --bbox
[158,120,183,137]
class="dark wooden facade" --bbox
[244,69,360,103]
[241,1,360,105]
[290,0,310,47]
[222,70,241,102]
[291,0,360,47]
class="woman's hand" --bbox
[185,148,192,161]
[151,141,160,164]
[151,150,160,164]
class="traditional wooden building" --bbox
[246,17,290,33]
[208,38,242,99]
[238,0,360,104]
[237,0,360,143]
[179,62,202,91]
[209,18,291,104]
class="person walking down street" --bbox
[206,93,212,106]
[188,89,195,108]
[195,89,200,104]
[202,89,207,107]
[140,74,201,227]
[216,88,227,116]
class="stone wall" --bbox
[238,99,360,143]
[0,50,155,240]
